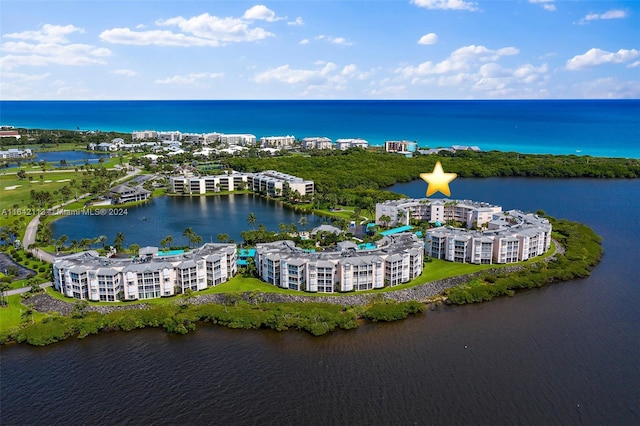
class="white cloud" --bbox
[242,5,283,22]
[155,72,224,85]
[253,62,369,95]
[315,35,354,45]
[101,10,275,47]
[2,71,51,81]
[299,39,309,45]
[411,0,479,12]
[1,25,111,71]
[113,69,137,76]
[418,33,438,45]
[288,17,304,26]
[394,44,549,98]
[396,45,519,77]
[3,24,83,43]
[579,9,628,24]
[566,48,640,70]
[529,0,556,12]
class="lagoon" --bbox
[51,193,323,246]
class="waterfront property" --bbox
[53,243,237,301]
[376,198,502,228]
[0,148,31,159]
[377,198,551,264]
[255,233,424,292]
[109,184,151,204]
[170,170,314,197]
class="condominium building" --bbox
[0,148,32,159]
[376,198,502,228]
[302,137,333,150]
[170,172,252,194]
[170,170,314,197]
[53,243,237,301]
[425,209,552,264]
[157,131,182,143]
[335,138,369,150]
[260,135,295,148]
[218,134,257,146]
[248,170,314,197]
[254,233,423,293]
[132,130,158,141]
[384,140,418,155]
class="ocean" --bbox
[1,100,639,158]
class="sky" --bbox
[1,0,638,100]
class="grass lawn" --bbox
[0,294,46,332]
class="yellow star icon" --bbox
[420,161,457,197]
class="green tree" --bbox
[129,244,140,256]
[217,233,229,243]
[183,228,195,247]
[247,212,257,230]
[113,232,125,252]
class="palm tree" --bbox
[129,244,140,256]
[217,233,229,243]
[113,232,125,252]
[98,235,107,249]
[183,227,195,247]
[247,212,257,230]
[298,216,308,232]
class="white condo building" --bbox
[376,198,502,228]
[53,244,237,301]
[335,138,369,150]
[302,137,333,150]
[260,135,295,148]
[255,233,424,292]
[170,170,314,197]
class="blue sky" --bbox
[1,0,638,99]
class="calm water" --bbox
[2,178,639,425]
[2,100,639,157]
[3,150,110,168]
[51,194,323,246]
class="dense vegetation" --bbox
[1,299,430,346]
[445,216,604,304]
[225,149,640,210]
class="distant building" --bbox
[132,130,158,141]
[0,130,21,140]
[52,243,237,301]
[109,184,151,204]
[218,134,257,146]
[170,172,252,194]
[260,135,295,148]
[0,148,31,159]
[302,137,333,150]
[249,170,314,197]
[384,140,418,157]
[335,138,368,150]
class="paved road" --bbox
[5,282,53,296]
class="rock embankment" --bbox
[26,264,526,313]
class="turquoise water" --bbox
[379,225,414,236]
[158,249,185,256]
[2,100,638,158]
